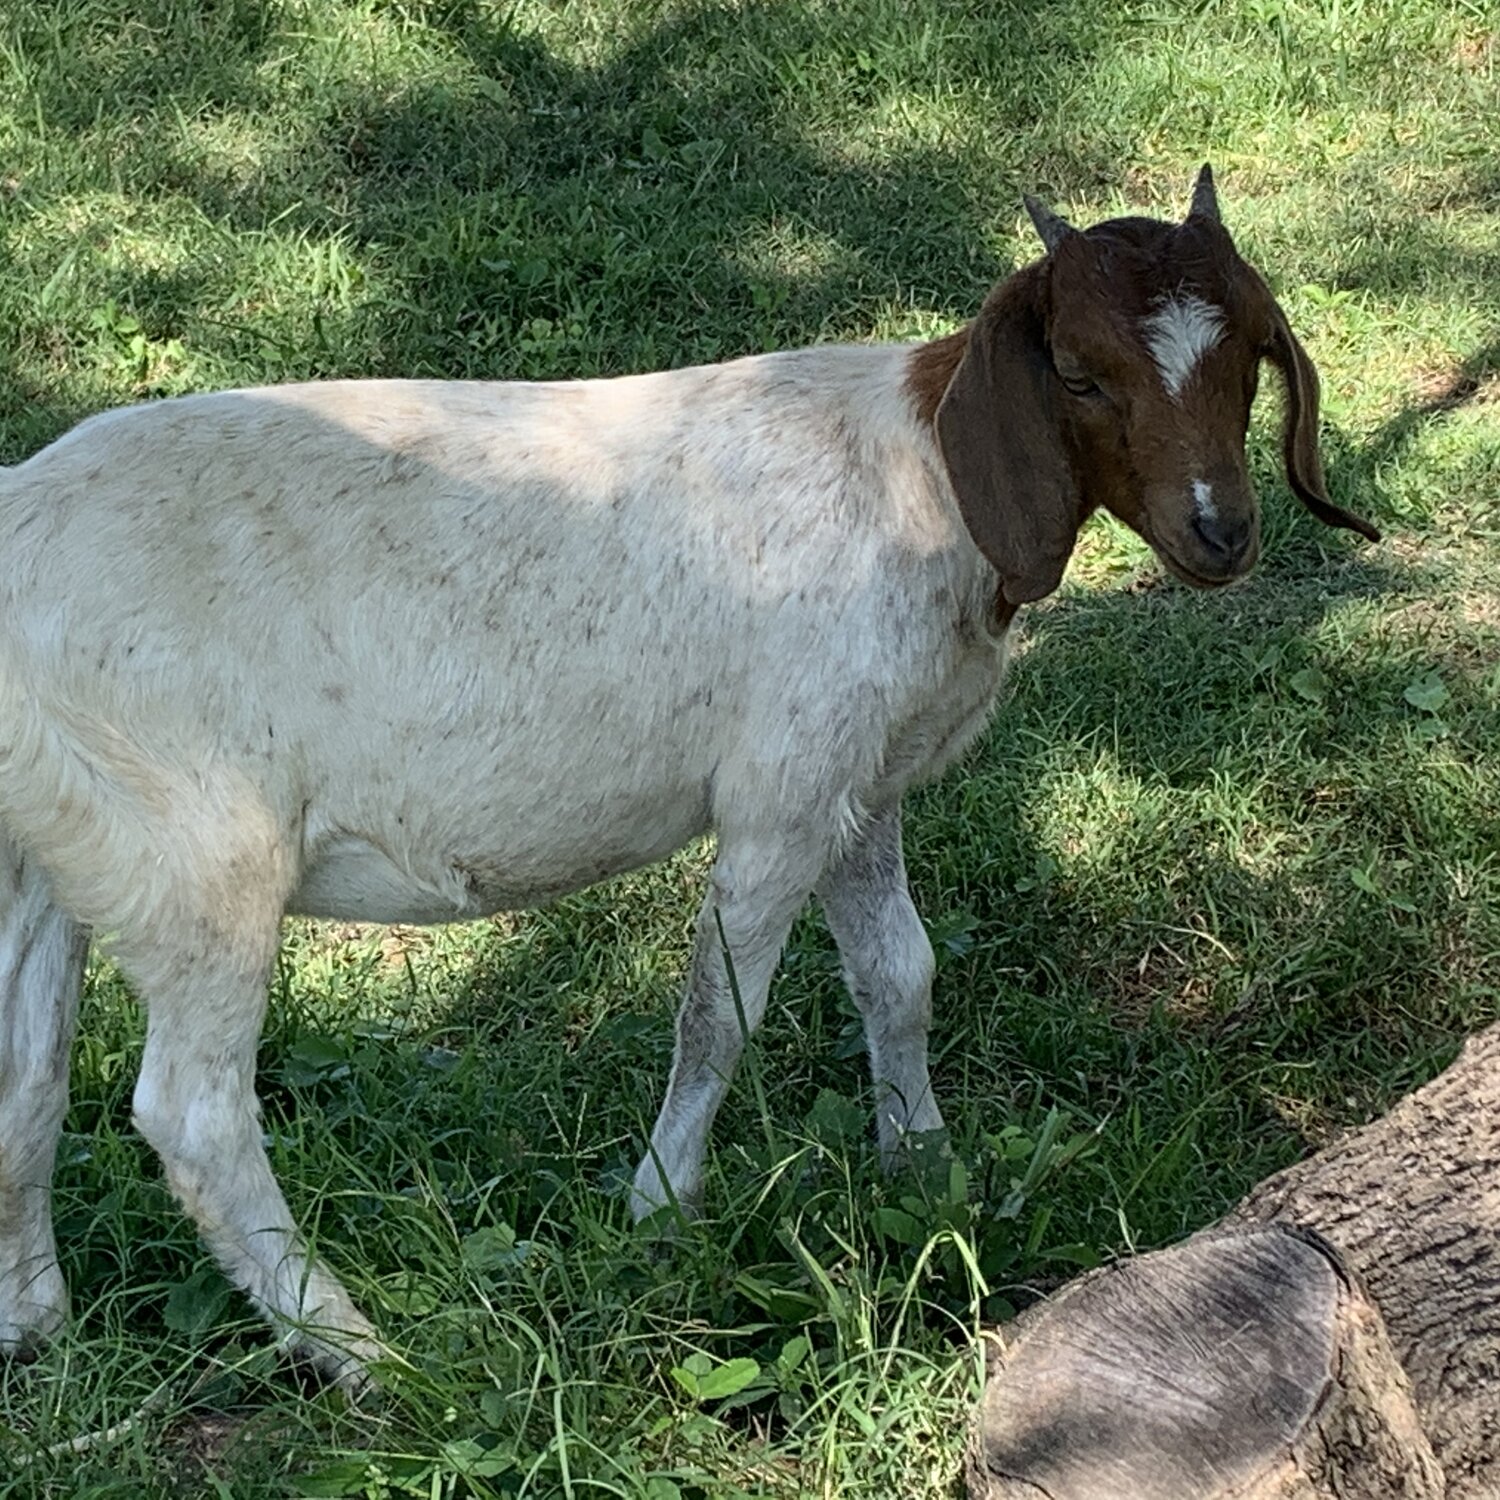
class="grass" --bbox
[0,0,1497,1495]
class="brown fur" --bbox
[901,186,1380,609]
[1253,272,1381,542]
[904,328,970,427]
[932,264,1087,607]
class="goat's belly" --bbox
[288,794,711,925]
[289,838,474,923]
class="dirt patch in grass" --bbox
[1107,938,1221,1027]
[1411,363,1500,410]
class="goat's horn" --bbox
[1024,195,1076,254]
[1188,162,1220,224]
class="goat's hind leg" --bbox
[0,840,86,1354]
[119,896,383,1390]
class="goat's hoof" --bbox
[0,1321,60,1362]
[630,1205,694,1264]
[881,1126,954,1185]
[285,1328,390,1402]
[0,1274,69,1358]
[627,1167,701,1229]
[628,1190,684,1230]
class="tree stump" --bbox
[967,1024,1500,1498]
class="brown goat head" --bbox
[929,164,1379,606]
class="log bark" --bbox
[1228,1028,1500,1493]
[968,1024,1500,1499]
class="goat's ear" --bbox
[1264,306,1382,543]
[935,277,1080,604]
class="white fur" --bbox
[0,346,1011,1385]
[1193,478,1216,521]
[1143,294,1225,399]
[0,842,86,1350]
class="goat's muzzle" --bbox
[1188,509,1255,575]
[1142,482,1262,588]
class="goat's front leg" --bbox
[123,932,383,1392]
[0,846,86,1353]
[816,805,944,1161]
[631,836,822,1219]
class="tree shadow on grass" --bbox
[2,0,1139,411]
[1339,334,1500,476]
[193,0,1095,372]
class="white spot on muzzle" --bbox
[1143,295,1225,400]
[1193,478,1216,521]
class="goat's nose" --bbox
[1191,510,1253,568]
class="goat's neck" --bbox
[902,327,1019,634]
[904,326,971,427]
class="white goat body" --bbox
[1,353,998,930]
[0,349,1002,1382]
[0,173,1377,1385]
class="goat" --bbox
[0,166,1377,1387]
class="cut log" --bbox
[968,1023,1500,1499]
[967,1224,1442,1499]
[1229,1027,1500,1493]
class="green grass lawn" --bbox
[1,1,1497,1495]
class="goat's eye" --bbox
[1060,372,1099,397]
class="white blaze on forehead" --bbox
[1192,478,1216,521]
[1143,294,1225,399]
